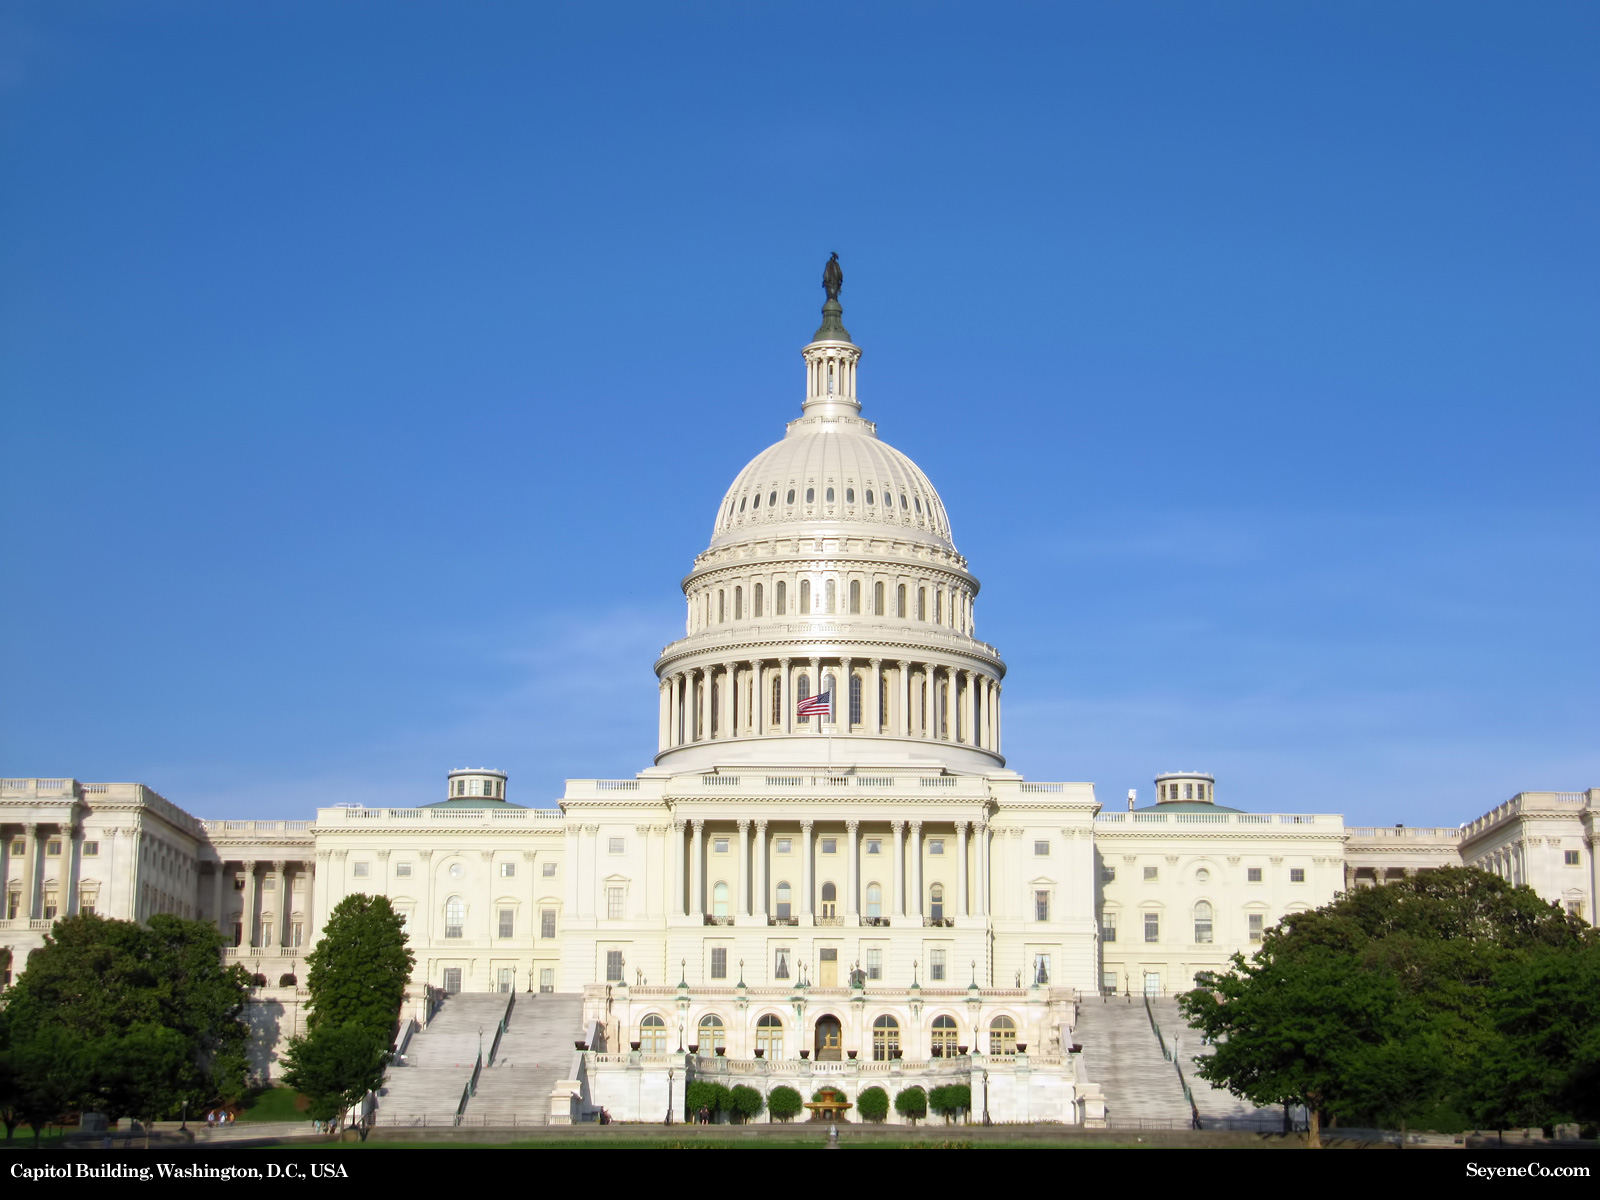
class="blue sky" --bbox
[2,2,1596,827]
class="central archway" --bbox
[814,1014,843,1061]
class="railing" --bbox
[1145,994,1200,1129]
[1020,783,1064,793]
[766,776,805,786]
[321,806,564,824]
[923,917,954,928]
[919,777,956,788]
[488,993,514,1066]
[814,916,844,927]
[859,916,890,927]
[392,1016,418,1066]
[703,915,735,926]
[767,916,799,926]
[454,1052,483,1126]
[595,780,639,791]
[702,775,741,786]
[1096,812,1340,828]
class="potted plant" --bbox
[846,1049,857,1059]
[799,1049,810,1059]
[630,1041,641,1052]
[1016,1043,1027,1053]
[753,1048,764,1058]
[687,1044,699,1054]
[957,1045,968,1055]
[714,1046,726,1056]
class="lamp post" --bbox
[982,1067,991,1126]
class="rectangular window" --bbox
[5,894,17,920]
[1035,890,1050,921]
[849,580,861,614]
[500,862,516,877]
[260,921,272,945]
[1101,866,1116,884]
[543,861,557,877]
[1567,900,1584,919]
[710,947,727,979]
[776,580,786,615]
[774,947,791,980]
[352,863,368,878]
[917,589,927,621]
[775,838,792,854]
[930,949,946,981]
[8,843,21,857]
[866,839,881,855]
[1143,866,1158,881]
[897,584,907,618]
[292,922,303,947]
[1289,868,1305,883]
[605,950,624,983]
[1034,840,1050,856]
[539,968,554,993]
[866,948,882,980]
[1566,850,1581,866]
[929,839,944,856]
[82,841,99,857]
[608,837,625,854]
[1034,954,1050,985]
[1102,969,1119,993]
[42,892,58,919]
[541,909,556,939]
[821,838,837,855]
[1101,911,1117,942]
[396,862,412,877]
[607,887,624,919]
[46,841,60,857]
[1247,867,1262,882]
[498,909,514,938]
[713,838,729,854]
[1144,913,1160,943]
[79,892,96,916]
[263,877,277,890]
[1248,914,1264,942]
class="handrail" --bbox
[1145,994,1201,1127]
[454,1052,483,1126]
[488,993,515,1066]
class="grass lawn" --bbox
[238,1086,310,1122]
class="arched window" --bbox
[754,582,763,617]
[805,487,815,503]
[752,490,761,509]
[849,673,862,725]
[938,682,948,737]
[445,897,464,939]
[775,580,786,615]
[1194,901,1213,945]
[822,674,835,712]
[873,581,884,616]
[865,883,882,919]
[769,490,777,507]
[934,590,943,625]
[866,489,875,506]
[879,674,890,731]
[796,673,811,723]
[900,493,908,510]
[849,580,861,614]
[757,1014,784,1058]
[739,496,746,512]
[897,584,907,618]
[775,881,792,920]
[825,579,836,613]
[931,1015,960,1058]
[734,586,742,620]
[640,1013,668,1053]
[771,676,782,725]
[718,590,726,623]
[989,1015,1017,1055]
[800,579,810,614]
[821,881,837,918]
[712,882,729,917]
[845,488,854,503]
[825,486,835,502]
[918,588,927,621]
[698,1014,725,1053]
[929,883,944,922]
[786,489,796,505]
[872,1014,900,1061]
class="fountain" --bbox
[803,1086,853,1123]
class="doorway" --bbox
[1143,971,1161,997]
[497,968,514,993]
[815,1014,842,1061]
[443,967,463,994]
[818,947,838,987]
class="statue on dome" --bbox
[822,252,844,300]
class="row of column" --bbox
[669,820,990,921]
[658,659,1001,750]
[211,859,312,950]
[1,823,84,922]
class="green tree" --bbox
[685,1080,731,1121]
[856,1085,889,1122]
[280,1024,389,1125]
[304,895,415,1044]
[766,1085,802,1122]
[929,1083,971,1124]
[728,1084,764,1123]
[894,1085,927,1125]
[3,1028,88,1146]
[86,1025,191,1144]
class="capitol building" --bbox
[4,266,1595,1125]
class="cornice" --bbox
[656,633,1005,676]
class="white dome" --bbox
[708,413,955,552]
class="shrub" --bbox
[894,1085,928,1125]
[929,1084,971,1123]
[278,973,297,988]
[251,973,269,987]
[768,1086,803,1122]
[729,1084,764,1123]
[686,1081,732,1120]
[856,1086,889,1122]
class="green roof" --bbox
[423,797,527,810]
[1133,801,1246,814]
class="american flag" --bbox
[796,691,833,719]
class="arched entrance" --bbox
[814,1014,843,1061]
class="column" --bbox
[667,674,680,747]
[839,657,853,729]
[958,670,972,744]
[897,660,911,737]
[276,861,291,947]
[943,667,955,742]
[975,824,989,917]
[921,666,934,739]
[747,659,761,735]
[780,658,793,734]
[892,821,905,917]
[809,656,822,733]
[66,824,84,915]
[800,820,815,917]
[908,822,923,919]
[671,820,686,917]
[753,820,768,919]
[690,821,705,917]
[658,680,670,749]
[20,824,37,921]
[957,823,970,916]
[698,668,712,742]
[994,684,1002,754]
[212,864,226,933]
[736,820,751,916]
[303,860,316,946]
[242,862,259,947]
[870,659,883,734]
[845,821,860,916]
[720,661,736,739]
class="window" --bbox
[866,883,882,919]
[445,898,464,939]
[930,949,947,981]
[699,1014,725,1052]
[1566,850,1581,866]
[1035,890,1050,922]
[5,893,17,920]
[935,591,943,624]
[1101,910,1117,941]
[756,1014,783,1058]
[800,579,810,613]
[797,673,811,723]
[1289,868,1305,883]
[292,922,303,947]
[929,839,944,856]
[786,489,795,505]
[609,837,625,854]
[606,950,624,983]
[846,488,854,503]
[806,487,815,503]
[82,841,99,857]
[1143,866,1158,881]
[874,581,885,615]
[442,967,462,995]
[772,676,783,724]
[710,947,728,979]
[866,839,881,856]
[540,968,555,993]
[866,948,882,981]
[1144,912,1160,943]
[1194,901,1213,944]
[872,1014,899,1060]
[543,861,557,877]
[500,862,515,878]
[498,909,514,938]
[1101,866,1116,884]
[989,1016,1017,1055]
[1566,900,1584,919]
[849,580,860,614]
[770,881,792,919]
[849,674,862,725]
[1195,867,1210,883]
[931,1014,958,1056]
[774,946,791,979]
[930,883,944,921]
[712,882,729,917]
[1034,954,1050,985]
[1034,840,1050,856]
[713,838,729,854]
[43,891,58,920]
[821,838,836,854]
[497,967,514,993]
[734,586,742,620]
[1248,913,1264,943]
[776,580,786,615]
[754,582,763,616]
[821,882,837,918]
[46,841,60,857]
[263,877,276,891]
[607,887,624,919]
[396,862,412,878]
[825,579,836,613]
[449,863,463,878]
[1102,969,1119,994]
[541,909,556,939]
[776,838,791,854]
[1247,867,1262,882]
[896,584,907,617]
[917,588,927,621]
[79,891,97,917]
[8,843,21,857]
[353,862,369,878]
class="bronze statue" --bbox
[822,252,843,300]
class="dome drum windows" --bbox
[805,487,815,504]
[825,486,835,503]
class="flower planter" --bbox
[846,1050,857,1060]
[753,1049,764,1058]
[630,1041,641,1052]
[714,1047,725,1057]
[1016,1043,1027,1053]
[688,1044,699,1054]
[574,1042,588,1051]
[890,1050,903,1059]
[799,1050,810,1059]
[956,1046,968,1055]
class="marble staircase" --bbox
[375,993,509,1123]
[1071,995,1193,1126]
[465,992,585,1124]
